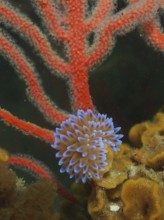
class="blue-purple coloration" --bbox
[51,109,123,183]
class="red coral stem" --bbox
[0,33,68,124]
[0,108,54,143]
[143,20,164,51]
[33,0,69,41]
[0,2,69,74]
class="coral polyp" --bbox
[51,110,123,183]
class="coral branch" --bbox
[0,2,69,75]
[0,32,68,124]
[142,20,164,51]
[0,1,95,112]
[86,34,114,68]
[108,0,158,33]
[0,108,54,143]
[69,72,95,111]
[85,0,113,32]
[128,0,164,53]
[33,0,69,41]
[87,0,158,67]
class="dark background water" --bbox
[0,0,164,187]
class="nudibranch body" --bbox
[52,110,123,183]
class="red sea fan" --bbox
[0,0,163,201]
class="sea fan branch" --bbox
[0,108,54,143]
[86,0,158,67]
[0,2,69,74]
[32,0,69,42]
[0,32,68,124]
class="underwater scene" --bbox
[0,0,164,219]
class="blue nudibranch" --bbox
[51,109,123,183]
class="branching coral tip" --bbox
[51,110,123,183]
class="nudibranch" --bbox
[51,110,123,183]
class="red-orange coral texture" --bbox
[0,0,162,143]
[0,0,164,219]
